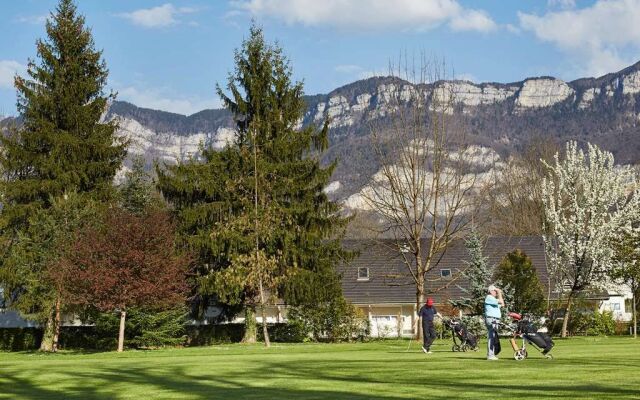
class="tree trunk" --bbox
[242,305,257,344]
[415,289,425,340]
[561,293,574,338]
[250,123,267,347]
[258,279,270,348]
[117,310,126,352]
[52,297,61,352]
[39,314,55,352]
[633,292,637,339]
[260,303,270,348]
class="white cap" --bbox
[487,285,497,293]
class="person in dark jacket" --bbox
[418,297,442,354]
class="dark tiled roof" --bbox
[340,236,549,305]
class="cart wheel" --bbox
[544,353,554,360]
[461,344,468,352]
[452,345,460,352]
[514,349,526,361]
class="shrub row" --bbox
[1,323,306,351]
[0,328,43,351]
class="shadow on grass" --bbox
[4,349,110,358]
[0,364,409,400]
[252,358,640,400]
[2,346,640,400]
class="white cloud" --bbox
[334,64,386,80]
[117,3,196,28]
[0,60,26,90]
[233,0,497,33]
[117,86,220,115]
[15,14,48,25]
[519,0,640,77]
[547,0,576,9]
[449,9,496,33]
[335,65,364,74]
[505,23,520,34]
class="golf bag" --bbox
[505,312,555,360]
[492,332,501,355]
[517,320,554,354]
[446,319,478,351]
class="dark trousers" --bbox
[422,322,436,349]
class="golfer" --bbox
[484,284,504,360]
[418,297,442,354]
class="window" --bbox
[358,267,369,281]
[440,269,452,279]
[613,303,621,311]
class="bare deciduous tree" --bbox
[360,58,478,337]
[482,136,560,236]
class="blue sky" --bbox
[2,0,640,116]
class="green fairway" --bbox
[1,337,639,399]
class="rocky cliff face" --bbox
[302,63,640,133]
[300,61,640,203]
[115,117,234,164]
[6,60,633,204]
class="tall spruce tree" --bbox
[0,0,126,351]
[451,229,492,315]
[157,25,351,343]
[119,157,156,215]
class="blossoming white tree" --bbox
[542,141,640,337]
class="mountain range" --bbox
[3,60,640,207]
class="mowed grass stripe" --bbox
[1,337,639,399]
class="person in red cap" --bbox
[418,297,442,354]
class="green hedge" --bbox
[185,324,245,346]
[1,323,300,351]
[185,323,301,346]
[0,328,42,351]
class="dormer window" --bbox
[440,269,452,279]
[358,267,369,281]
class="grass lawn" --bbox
[1,337,639,399]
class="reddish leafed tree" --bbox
[57,208,190,352]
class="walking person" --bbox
[484,285,504,360]
[418,297,442,354]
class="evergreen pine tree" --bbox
[0,0,126,351]
[218,23,351,301]
[451,229,492,315]
[158,25,351,343]
[5,193,102,352]
[119,157,155,215]
[495,250,546,316]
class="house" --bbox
[340,236,553,338]
[599,284,634,322]
[0,289,38,328]
[1,236,634,334]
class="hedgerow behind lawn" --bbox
[1,337,639,399]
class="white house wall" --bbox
[599,281,634,322]
[357,305,415,338]
[226,304,417,338]
[600,294,633,322]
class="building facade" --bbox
[341,236,551,338]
